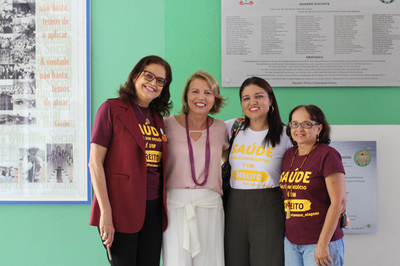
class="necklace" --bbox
[185,115,210,187]
[136,104,150,125]
[285,143,318,219]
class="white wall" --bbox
[331,125,399,265]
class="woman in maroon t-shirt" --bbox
[280,105,346,266]
[88,55,172,266]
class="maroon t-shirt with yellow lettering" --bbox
[279,143,345,245]
[91,101,162,200]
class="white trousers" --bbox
[162,188,225,266]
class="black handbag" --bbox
[222,119,244,209]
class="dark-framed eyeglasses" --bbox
[141,70,167,87]
[288,121,319,129]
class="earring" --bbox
[316,134,319,142]
[269,106,274,114]
[241,110,246,117]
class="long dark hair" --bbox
[118,55,173,116]
[286,104,331,145]
[239,77,284,147]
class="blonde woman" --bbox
[162,70,228,266]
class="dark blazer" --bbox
[89,98,168,233]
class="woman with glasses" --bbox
[280,105,346,266]
[224,77,292,266]
[89,55,172,266]
[162,70,228,266]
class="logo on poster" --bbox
[379,0,395,3]
[239,0,254,5]
[354,149,372,167]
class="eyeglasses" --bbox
[141,70,167,87]
[288,121,319,129]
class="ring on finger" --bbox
[103,232,108,237]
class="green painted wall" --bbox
[1,1,398,265]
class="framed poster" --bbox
[222,0,400,87]
[0,0,90,204]
[331,141,377,234]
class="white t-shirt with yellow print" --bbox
[225,119,292,189]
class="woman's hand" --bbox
[88,144,114,246]
[314,244,333,266]
[100,211,115,247]
[315,171,346,266]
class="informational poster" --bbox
[331,141,377,233]
[0,0,90,204]
[222,0,400,87]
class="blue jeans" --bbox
[284,237,345,266]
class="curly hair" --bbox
[118,55,173,116]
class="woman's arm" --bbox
[314,171,346,266]
[88,143,115,247]
[221,149,229,163]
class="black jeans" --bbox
[100,198,163,266]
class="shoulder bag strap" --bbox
[226,119,244,163]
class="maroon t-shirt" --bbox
[91,101,162,200]
[279,144,345,245]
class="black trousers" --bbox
[224,187,285,266]
[101,198,162,266]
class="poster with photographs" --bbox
[0,0,90,204]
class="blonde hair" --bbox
[180,70,226,114]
